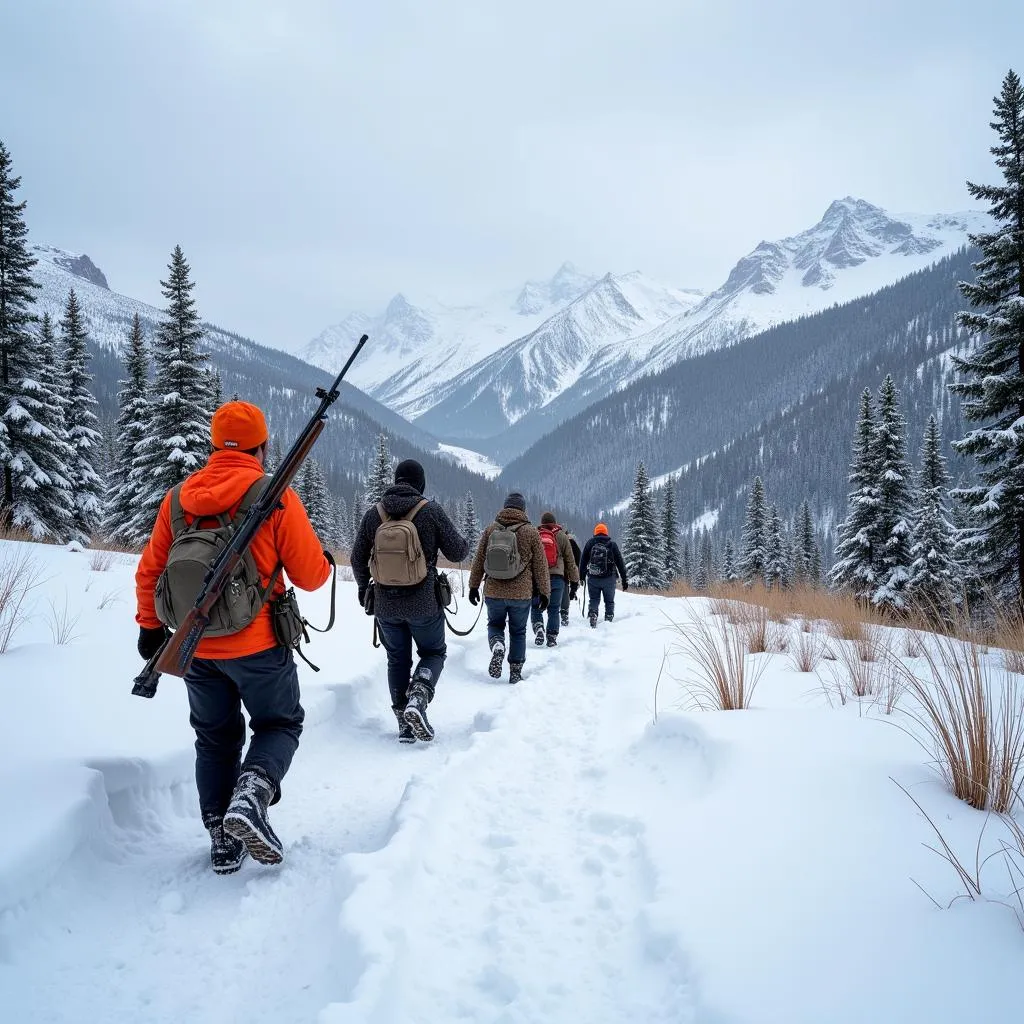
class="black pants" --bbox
[184,646,304,820]
[376,611,447,710]
[587,575,617,618]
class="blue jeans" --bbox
[486,597,532,664]
[185,646,303,820]
[376,612,447,710]
[532,575,565,636]
[587,575,617,618]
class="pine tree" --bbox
[265,436,284,474]
[763,504,786,589]
[661,476,682,580]
[831,389,882,599]
[103,313,151,544]
[622,461,666,588]
[333,493,351,551]
[210,368,224,409]
[949,69,1024,611]
[0,141,76,538]
[299,458,333,544]
[364,432,392,508]
[695,529,714,590]
[907,415,957,608]
[680,536,693,583]
[59,289,104,541]
[722,536,738,582]
[794,500,817,587]
[739,476,770,584]
[872,375,914,609]
[127,246,213,539]
[461,491,480,555]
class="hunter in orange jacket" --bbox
[135,424,331,660]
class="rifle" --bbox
[132,333,369,698]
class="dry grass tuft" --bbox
[733,601,786,655]
[88,549,116,572]
[992,605,1024,676]
[46,593,81,646]
[0,546,44,654]
[667,612,766,711]
[892,624,1024,813]
[788,628,825,673]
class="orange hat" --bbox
[594,522,609,536]
[211,401,269,451]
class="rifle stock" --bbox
[133,334,368,694]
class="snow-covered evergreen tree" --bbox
[210,368,224,410]
[0,144,76,539]
[872,375,914,609]
[680,536,693,583]
[950,69,1024,611]
[695,529,714,590]
[265,436,284,474]
[794,500,817,587]
[722,536,738,582]
[298,458,333,544]
[763,504,786,589]
[333,493,351,551]
[461,491,480,554]
[830,389,881,599]
[127,245,213,539]
[59,289,104,541]
[103,313,151,544]
[907,415,957,608]
[622,461,666,588]
[364,432,392,508]
[739,476,769,584]
[661,476,682,580]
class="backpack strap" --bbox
[377,502,389,523]
[232,477,282,604]
[402,499,429,522]
[168,484,189,537]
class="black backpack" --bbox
[589,538,612,577]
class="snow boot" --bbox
[393,707,416,744]
[223,766,284,866]
[203,814,247,875]
[488,637,506,679]
[605,612,614,623]
[509,662,524,685]
[589,612,598,629]
[403,678,435,742]
[533,620,545,646]
[546,633,558,648]
[560,611,569,627]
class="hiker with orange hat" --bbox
[135,400,332,874]
[579,522,628,628]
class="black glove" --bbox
[537,594,549,613]
[622,580,629,592]
[569,583,578,600]
[469,587,480,606]
[357,586,367,607]
[137,625,167,660]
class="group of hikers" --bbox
[134,400,629,875]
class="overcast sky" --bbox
[3,0,1020,350]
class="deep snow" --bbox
[0,539,1020,1023]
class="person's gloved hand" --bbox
[569,582,578,600]
[357,586,367,607]
[622,580,629,592]
[469,587,480,606]
[537,594,549,613]
[138,625,168,660]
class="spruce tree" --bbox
[299,458,333,543]
[739,476,769,584]
[0,141,76,538]
[722,536,739,582]
[622,461,665,588]
[462,491,480,555]
[210,368,224,409]
[831,389,882,599]
[364,432,392,508]
[949,69,1024,610]
[680,536,693,583]
[661,476,682,580]
[59,289,104,541]
[763,504,786,589]
[795,500,817,587]
[696,529,714,590]
[907,415,957,608]
[127,246,213,538]
[873,375,914,609]
[266,436,284,474]
[103,313,151,544]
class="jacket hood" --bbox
[381,483,428,517]
[495,507,530,527]
[179,450,267,516]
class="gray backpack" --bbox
[484,521,525,580]
[154,478,281,636]
[370,499,429,586]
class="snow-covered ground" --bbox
[0,539,1020,1023]
[435,442,502,480]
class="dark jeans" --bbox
[561,580,572,615]
[486,597,532,663]
[185,646,304,821]
[532,575,565,636]
[587,575,617,618]
[376,611,447,710]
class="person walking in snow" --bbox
[135,401,332,875]
[351,459,469,744]
[467,492,550,684]
[532,511,579,647]
[580,523,628,627]
[560,530,582,627]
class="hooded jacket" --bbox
[469,507,551,602]
[351,483,469,621]
[580,534,628,586]
[539,523,581,583]
[135,450,332,659]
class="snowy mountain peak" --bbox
[32,245,109,290]
[515,263,598,315]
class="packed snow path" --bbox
[1,543,1021,1023]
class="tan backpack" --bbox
[370,499,429,586]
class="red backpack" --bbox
[539,525,560,568]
